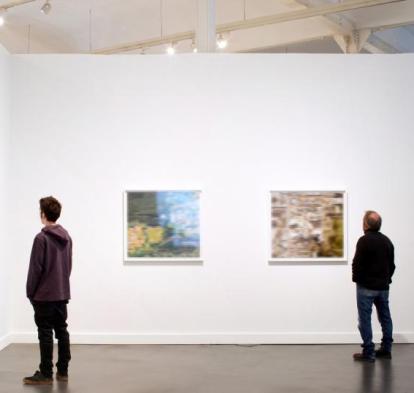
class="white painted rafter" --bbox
[289,0,400,54]
[217,0,404,33]
[294,0,356,34]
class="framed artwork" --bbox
[270,191,347,262]
[124,190,201,262]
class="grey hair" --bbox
[364,210,382,232]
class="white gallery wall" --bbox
[8,53,414,344]
[0,44,11,350]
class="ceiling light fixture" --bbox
[0,8,6,27]
[40,1,51,15]
[191,39,197,53]
[166,43,176,55]
[217,34,228,49]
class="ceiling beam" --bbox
[352,0,414,29]
[296,0,400,54]
[292,0,356,35]
[238,19,407,54]
[291,0,362,53]
[371,20,414,32]
[232,18,352,53]
[93,31,194,55]
[218,0,405,34]
[0,0,37,10]
[93,0,406,54]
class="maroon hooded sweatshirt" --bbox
[26,224,72,302]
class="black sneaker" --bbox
[353,353,375,363]
[23,371,53,385]
[56,372,68,382]
[375,348,392,359]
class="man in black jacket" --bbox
[23,196,72,385]
[352,211,395,362]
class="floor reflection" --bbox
[358,360,394,393]
[22,381,69,392]
[379,360,394,393]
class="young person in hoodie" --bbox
[23,196,72,385]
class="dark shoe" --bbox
[23,370,53,385]
[56,372,68,382]
[375,348,392,359]
[353,353,375,363]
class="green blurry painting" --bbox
[125,191,201,260]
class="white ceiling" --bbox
[0,0,413,54]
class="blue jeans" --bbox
[357,284,393,357]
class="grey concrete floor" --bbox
[0,344,413,393]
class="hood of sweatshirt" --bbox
[42,224,70,246]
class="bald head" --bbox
[363,211,382,232]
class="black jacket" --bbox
[352,230,395,290]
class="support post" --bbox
[196,0,216,52]
[334,29,371,53]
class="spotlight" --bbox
[191,40,197,53]
[0,8,6,27]
[166,43,176,55]
[40,1,51,15]
[217,34,228,49]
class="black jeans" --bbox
[32,301,71,377]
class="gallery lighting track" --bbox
[93,0,407,54]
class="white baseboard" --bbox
[0,334,12,351]
[10,331,414,345]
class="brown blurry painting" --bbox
[271,191,345,260]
